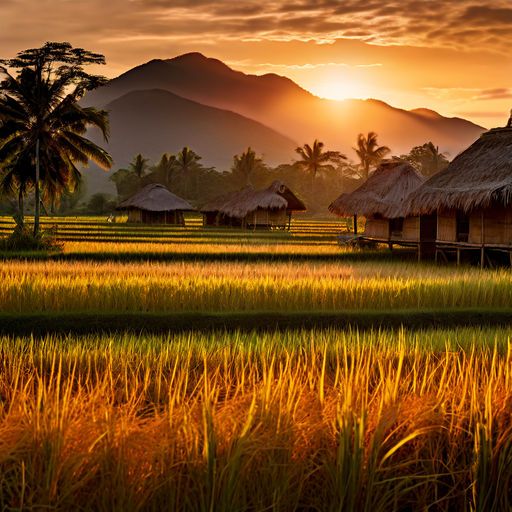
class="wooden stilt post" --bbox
[480,210,485,269]
[457,248,461,266]
[353,214,358,235]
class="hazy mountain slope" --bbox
[84,52,485,159]
[85,89,297,195]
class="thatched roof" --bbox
[329,160,424,218]
[200,181,306,218]
[404,127,512,214]
[117,184,195,212]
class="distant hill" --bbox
[84,52,485,162]
[85,89,297,195]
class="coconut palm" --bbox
[175,147,202,196]
[231,147,265,187]
[401,141,449,177]
[0,42,112,235]
[353,132,390,180]
[152,153,176,187]
[295,140,345,179]
[128,154,150,180]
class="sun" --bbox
[310,80,367,101]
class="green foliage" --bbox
[400,142,450,177]
[0,41,112,235]
[353,132,390,179]
[86,193,116,214]
[0,225,62,252]
[230,147,266,187]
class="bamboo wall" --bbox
[246,208,288,228]
[437,210,457,242]
[127,209,185,225]
[364,218,389,239]
[469,206,512,246]
[402,216,420,241]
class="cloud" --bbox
[474,88,512,100]
[1,0,511,55]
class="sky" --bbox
[1,0,511,128]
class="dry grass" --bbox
[0,328,511,510]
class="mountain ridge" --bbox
[85,87,298,195]
[84,52,484,158]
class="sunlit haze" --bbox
[1,0,511,128]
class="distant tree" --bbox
[400,142,449,177]
[353,132,390,180]
[0,42,112,235]
[295,140,345,183]
[175,147,203,196]
[109,153,150,199]
[151,153,176,187]
[128,154,150,180]
[87,192,116,214]
[231,147,266,187]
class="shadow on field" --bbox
[0,249,416,263]
[2,309,512,336]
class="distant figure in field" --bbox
[508,109,512,128]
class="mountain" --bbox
[85,89,297,195]
[84,52,485,161]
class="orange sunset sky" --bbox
[1,0,511,128]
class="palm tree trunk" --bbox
[34,138,40,236]
[18,188,24,228]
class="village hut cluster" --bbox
[329,115,512,266]
[116,113,512,266]
[117,181,306,230]
[201,181,306,229]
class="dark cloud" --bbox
[459,5,512,25]
[1,0,511,54]
[475,88,512,100]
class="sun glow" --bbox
[310,80,368,101]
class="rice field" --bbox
[1,328,511,510]
[1,259,512,314]
[1,215,512,510]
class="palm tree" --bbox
[231,147,265,187]
[175,147,202,196]
[422,142,449,176]
[128,154,150,180]
[400,141,449,177]
[152,153,176,187]
[0,42,112,235]
[295,140,345,190]
[353,132,390,180]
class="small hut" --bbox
[116,184,195,225]
[404,122,512,264]
[329,160,424,245]
[201,181,306,229]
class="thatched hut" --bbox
[405,123,512,264]
[116,184,195,225]
[201,181,306,229]
[329,160,424,244]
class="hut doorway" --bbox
[456,211,470,242]
[389,217,404,239]
[419,213,437,260]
